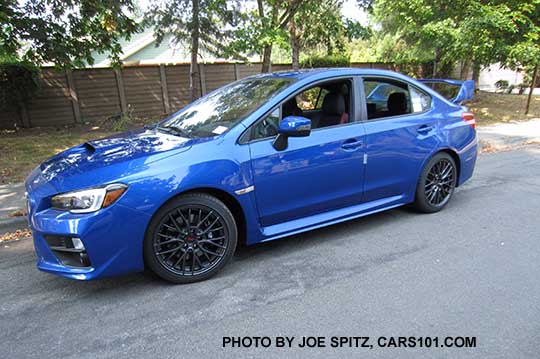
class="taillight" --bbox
[462,112,476,129]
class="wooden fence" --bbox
[1,62,398,129]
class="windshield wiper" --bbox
[155,125,192,138]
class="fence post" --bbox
[159,65,170,114]
[234,63,240,81]
[198,63,207,96]
[65,70,81,123]
[114,68,128,113]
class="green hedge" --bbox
[300,54,351,68]
[0,61,42,127]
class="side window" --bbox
[410,87,431,113]
[296,87,328,110]
[364,79,411,119]
[248,78,352,141]
[251,107,281,140]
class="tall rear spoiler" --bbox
[418,79,475,104]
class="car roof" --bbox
[249,67,456,107]
[251,67,410,81]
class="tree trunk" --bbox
[16,97,31,128]
[460,59,472,80]
[525,63,538,115]
[261,45,272,73]
[326,37,333,56]
[189,0,201,102]
[433,47,439,78]
[290,17,300,70]
[472,61,481,92]
[259,0,279,73]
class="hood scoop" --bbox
[38,129,193,183]
[83,142,96,154]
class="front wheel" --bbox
[144,193,237,283]
[413,152,457,213]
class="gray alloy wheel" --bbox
[144,193,237,283]
[413,152,457,213]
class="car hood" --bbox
[26,128,193,195]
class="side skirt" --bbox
[260,194,408,243]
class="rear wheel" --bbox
[144,193,237,283]
[413,152,457,213]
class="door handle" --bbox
[341,139,363,150]
[417,125,433,134]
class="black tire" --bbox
[413,152,457,213]
[144,193,237,284]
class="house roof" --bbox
[90,27,257,67]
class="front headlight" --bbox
[51,184,127,213]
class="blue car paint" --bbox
[25,68,477,280]
[278,115,312,134]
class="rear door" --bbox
[361,77,440,203]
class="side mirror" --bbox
[272,116,311,151]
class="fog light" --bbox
[72,237,85,250]
[79,253,90,267]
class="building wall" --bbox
[478,63,524,91]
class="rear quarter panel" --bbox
[436,103,478,186]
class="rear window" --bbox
[421,82,460,100]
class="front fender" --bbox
[115,139,264,246]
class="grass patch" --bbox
[0,126,116,183]
[467,91,540,125]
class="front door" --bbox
[247,78,366,227]
[249,124,366,227]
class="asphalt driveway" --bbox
[1,146,539,359]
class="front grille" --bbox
[44,235,91,268]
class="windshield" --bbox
[158,77,295,138]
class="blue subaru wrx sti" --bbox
[25,69,477,283]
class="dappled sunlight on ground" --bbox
[468,92,540,125]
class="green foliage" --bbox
[0,60,42,112]
[371,0,467,70]
[226,1,299,60]
[146,0,241,59]
[369,0,540,78]
[228,1,370,65]
[112,105,134,132]
[503,1,540,70]
[495,80,509,89]
[344,18,371,42]
[300,54,350,68]
[292,1,347,56]
[0,0,139,68]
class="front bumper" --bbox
[28,201,151,280]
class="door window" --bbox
[252,107,280,140]
[295,87,328,110]
[250,79,352,141]
[364,79,431,119]
[410,87,431,112]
